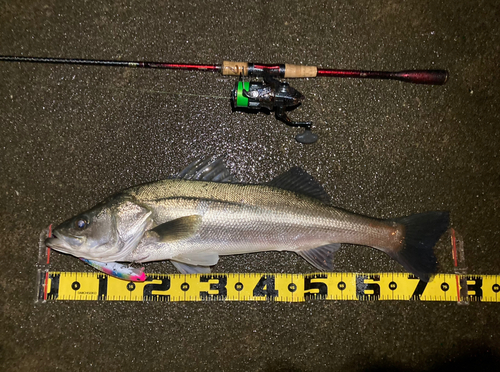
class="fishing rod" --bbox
[0,55,449,143]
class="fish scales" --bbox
[125,179,400,261]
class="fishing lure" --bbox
[80,259,146,282]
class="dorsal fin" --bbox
[176,157,237,183]
[265,167,331,204]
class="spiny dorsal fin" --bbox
[150,215,202,242]
[266,167,331,204]
[177,157,237,183]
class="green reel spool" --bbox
[233,81,250,108]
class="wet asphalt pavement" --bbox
[1,0,499,371]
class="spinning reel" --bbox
[231,75,318,144]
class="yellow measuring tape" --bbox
[36,271,500,303]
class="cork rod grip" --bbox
[222,61,318,78]
[284,64,318,78]
[222,61,249,76]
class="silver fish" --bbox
[46,158,449,282]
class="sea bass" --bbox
[45,158,449,282]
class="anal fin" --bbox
[297,243,341,271]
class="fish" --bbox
[45,157,450,282]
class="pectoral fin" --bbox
[150,215,202,242]
[297,243,341,271]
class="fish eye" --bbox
[75,218,89,229]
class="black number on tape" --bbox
[97,274,108,300]
[143,275,171,301]
[409,275,427,300]
[465,276,483,301]
[253,275,278,300]
[200,275,227,300]
[304,274,328,300]
[356,275,380,300]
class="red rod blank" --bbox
[317,69,448,85]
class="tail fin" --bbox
[389,211,450,282]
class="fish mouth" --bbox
[45,234,84,255]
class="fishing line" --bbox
[137,89,228,100]
[99,86,229,100]
[22,82,229,101]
